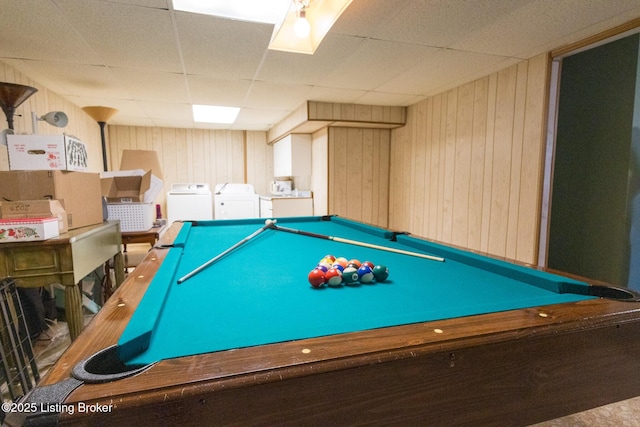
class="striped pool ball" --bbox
[342,267,359,285]
[325,268,343,286]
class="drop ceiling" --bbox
[1,0,639,131]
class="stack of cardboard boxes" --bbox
[0,135,102,243]
[0,135,164,240]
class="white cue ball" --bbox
[265,219,277,226]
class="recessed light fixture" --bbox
[192,105,240,124]
[172,0,291,24]
[269,0,353,54]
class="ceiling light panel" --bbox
[172,0,291,24]
[192,105,240,124]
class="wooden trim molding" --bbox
[551,17,640,58]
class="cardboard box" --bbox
[0,217,59,243]
[7,134,88,171]
[119,150,164,180]
[0,171,103,230]
[101,170,152,203]
[0,200,68,234]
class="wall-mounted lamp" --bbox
[31,111,69,134]
[82,106,118,171]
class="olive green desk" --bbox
[0,221,125,339]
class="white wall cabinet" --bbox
[273,134,311,177]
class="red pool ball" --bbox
[362,261,375,269]
[325,267,343,286]
[308,268,326,288]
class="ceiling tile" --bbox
[19,61,132,98]
[111,68,190,103]
[377,48,513,96]
[0,0,102,64]
[319,39,439,90]
[176,12,273,79]
[186,76,252,106]
[244,81,313,110]
[55,0,183,72]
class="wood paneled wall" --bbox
[328,127,391,228]
[390,53,550,264]
[0,62,103,172]
[108,126,272,216]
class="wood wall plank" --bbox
[328,127,390,228]
[389,54,550,264]
[107,127,271,217]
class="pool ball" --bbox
[357,265,375,283]
[347,259,361,269]
[318,257,334,267]
[324,254,336,262]
[342,267,359,285]
[334,257,348,268]
[362,261,375,269]
[315,264,329,273]
[331,263,345,272]
[318,260,333,270]
[372,265,389,282]
[325,268,343,286]
[308,268,326,288]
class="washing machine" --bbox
[167,183,213,224]
[213,183,260,219]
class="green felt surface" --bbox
[119,216,592,365]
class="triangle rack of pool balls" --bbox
[308,255,389,288]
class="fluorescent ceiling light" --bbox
[192,105,240,124]
[269,0,353,55]
[172,0,291,24]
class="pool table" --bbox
[14,216,640,426]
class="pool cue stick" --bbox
[177,219,277,284]
[272,224,444,262]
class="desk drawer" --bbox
[0,246,72,286]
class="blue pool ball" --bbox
[332,263,345,272]
[357,265,374,283]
